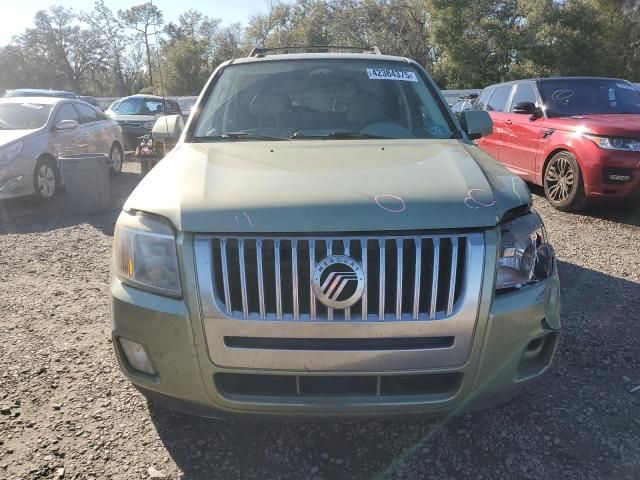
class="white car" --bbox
[0,97,124,201]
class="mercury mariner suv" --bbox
[110,47,561,418]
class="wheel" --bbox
[32,157,60,201]
[543,151,587,211]
[110,143,123,176]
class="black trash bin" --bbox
[59,154,113,214]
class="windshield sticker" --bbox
[367,68,418,82]
[21,103,44,109]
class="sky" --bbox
[0,0,270,46]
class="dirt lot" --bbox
[1,159,639,480]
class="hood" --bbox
[124,139,531,233]
[0,129,35,146]
[545,114,640,137]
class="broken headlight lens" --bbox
[113,211,181,297]
[496,212,554,292]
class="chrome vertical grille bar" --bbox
[326,239,333,320]
[361,240,368,321]
[274,239,282,320]
[238,239,249,319]
[219,238,232,315]
[343,239,351,320]
[430,237,440,319]
[447,237,459,315]
[378,239,386,320]
[256,239,266,319]
[412,238,422,320]
[292,240,299,320]
[309,239,316,321]
[395,239,403,320]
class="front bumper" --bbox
[111,232,561,419]
[582,148,640,200]
[0,160,34,200]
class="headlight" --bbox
[142,121,155,129]
[584,134,640,152]
[113,211,181,297]
[496,212,554,292]
[0,141,24,166]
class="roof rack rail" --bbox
[248,45,382,57]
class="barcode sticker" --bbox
[366,68,418,82]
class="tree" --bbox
[82,0,129,94]
[119,3,163,87]
[162,10,243,94]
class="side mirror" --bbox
[151,114,184,140]
[55,119,79,131]
[459,110,493,140]
[512,101,542,118]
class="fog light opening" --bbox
[516,332,559,381]
[525,337,544,356]
[0,175,24,193]
[119,337,156,375]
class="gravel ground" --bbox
[1,159,639,480]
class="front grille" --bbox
[214,372,463,398]
[196,233,474,321]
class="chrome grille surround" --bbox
[195,233,481,322]
[194,232,485,371]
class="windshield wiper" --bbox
[223,131,289,141]
[291,131,394,140]
[193,132,289,142]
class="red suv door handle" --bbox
[505,119,513,125]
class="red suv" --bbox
[475,77,640,211]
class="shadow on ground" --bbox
[0,167,141,236]
[146,261,640,480]
[528,183,640,227]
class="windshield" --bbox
[539,79,640,117]
[192,59,455,141]
[177,97,196,112]
[113,97,164,115]
[0,102,52,129]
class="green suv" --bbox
[111,48,560,418]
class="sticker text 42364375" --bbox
[366,68,418,82]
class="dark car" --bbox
[475,77,640,210]
[175,96,198,124]
[79,96,99,107]
[4,88,77,99]
[105,95,182,149]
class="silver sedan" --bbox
[0,97,124,201]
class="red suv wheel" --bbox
[543,151,587,211]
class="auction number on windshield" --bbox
[367,68,418,82]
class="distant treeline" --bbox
[0,0,638,96]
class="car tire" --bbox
[32,157,60,201]
[543,151,587,212]
[110,143,123,176]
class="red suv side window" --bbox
[486,86,512,112]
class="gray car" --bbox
[0,97,124,201]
